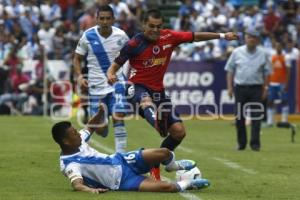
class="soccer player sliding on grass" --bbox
[51,104,210,193]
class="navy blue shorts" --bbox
[126,83,182,129]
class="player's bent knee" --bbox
[169,123,186,141]
[160,147,171,157]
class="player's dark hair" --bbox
[96,5,114,18]
[52,121,71,145]
[143,9,163,22]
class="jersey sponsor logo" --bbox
[117,38,126,47]
[152,45,160,55]
[163,44,172,50]
[143,57,167,68]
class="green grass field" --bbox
[0,116,299,200]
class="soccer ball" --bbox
[176,167,202,181]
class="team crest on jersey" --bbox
[152,45,160,55]
[117,39,123,46]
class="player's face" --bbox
[97,11,114,32]
[64,126,82,148]
[143,16,163,42]
[245,34,259,49]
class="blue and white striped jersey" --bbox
[75,26,129,95]
[59,129,122,190]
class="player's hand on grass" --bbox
[225,32,239,40]
[89,188,108,194]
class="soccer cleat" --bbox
[154,111,169,137]
[165,159,196,172]
[149,167,161,181]
[189,178,210,190]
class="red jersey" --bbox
[115,29,194,91]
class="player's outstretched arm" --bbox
[194,32,239,42]
[86,104,107,135]
[107,62,121,85]
[72,178,108,194]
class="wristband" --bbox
[220,33,225,39]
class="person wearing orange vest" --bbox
[266,42,291,127]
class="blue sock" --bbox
[113,122,127,153]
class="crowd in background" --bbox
[0,0,299,115]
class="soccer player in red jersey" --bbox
[107,9,239,180]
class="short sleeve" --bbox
[225,51,236,72]
[75,35,88,55]
[114,41,133,66]
[169,30,194,46]
[64,163,82,183]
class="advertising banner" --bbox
[164,60,298,115]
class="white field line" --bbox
[90,139,114,154]
[212,157,258,175]
[90,139,203,200]
[177,146,194,153]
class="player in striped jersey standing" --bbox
[73,5,129,153]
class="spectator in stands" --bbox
[242,6,263,31]
[115,10,139,38]
[78,7,96,31]
[37,21,56,57]
[216,0,234,18]
[64,23,80,49]
[281,0,298,25]
[4,0,25,19]
[190,8,207,32]
[262,4,281,37]
[178,0,193,16]
[110,0,134,21]
[206,6,227,32]
[40,0,62,23]
[284,38,300,64]
[195,0,214,18]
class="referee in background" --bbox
[225,28,271,151]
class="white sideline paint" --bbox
[90,139,114,154]
[89,139,203,200]
[212,157,258,175]
[178,146,194,153]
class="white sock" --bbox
[281,106,289,122]
[114,122,127,153]
[164,152,179,171]
[267,107,275,125]
[176,180,192,191]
